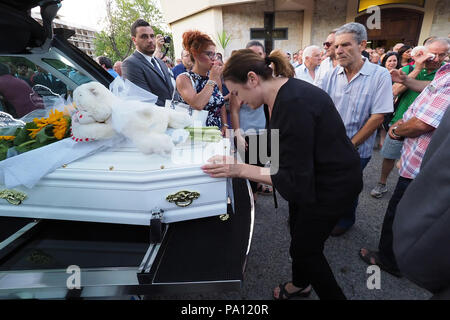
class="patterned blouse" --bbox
[174,71,224,127]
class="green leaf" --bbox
[35,125,55,144]
[216,31,231,50]
[13,122,37,146]
[0,141,13,161]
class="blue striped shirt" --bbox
[319,58,393,158]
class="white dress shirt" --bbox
[136,49,164,76]
[314,57,338,88]
[295,64,319,84]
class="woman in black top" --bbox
[202,49,362,300]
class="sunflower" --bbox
[0,136,16,141]
[28,109,70,140]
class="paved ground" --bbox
[152,145,431,300]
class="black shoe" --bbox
[330,225,352,237]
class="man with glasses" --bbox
[361,56,449,278]
[314,30,339,88]
[172,49,193,80]
[370,37,449,200]
[122,19,174,106]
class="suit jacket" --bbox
[122,51,174,106]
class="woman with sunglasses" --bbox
[174,31,227,133]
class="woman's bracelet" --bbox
[206,79,217,88]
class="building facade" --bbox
[31,12,97,58]
[160,0,449,59]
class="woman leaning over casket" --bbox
[202,49,363,300]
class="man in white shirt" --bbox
[314,30,339,88]
[295,49,303,68]
[295,45,321,84]
[318,22,394,236]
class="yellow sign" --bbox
[358,0,425,12]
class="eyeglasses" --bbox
[323,42,332,48]
[203,51,218,60]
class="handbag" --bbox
[165,72,208,126]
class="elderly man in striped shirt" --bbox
[318,22,394,236]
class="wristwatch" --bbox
[391,126,404,140]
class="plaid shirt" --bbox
[399,63,450,179]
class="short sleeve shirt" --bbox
[295,64,318,84]
[319,58,394,158]
[399,63,450,180]
[314,57,336,88]
[391,64,441,124]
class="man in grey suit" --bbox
[122,19,174,106]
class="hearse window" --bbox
[0,56,70,119]
[42,58,91,86]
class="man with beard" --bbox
[122,19,174,106]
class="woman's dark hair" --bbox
[246,40,265,51]
[398,45,413,62]
[182,30,215,63]
[223,49,294,84]
[381,52,401,69]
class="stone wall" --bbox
[274,11,304,55]
[222,0,274,57]
[222,1,304,58]
[429,0,450,38]
[310,0,348,47]
[170,8,223,60]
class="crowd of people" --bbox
[106,18,449,300]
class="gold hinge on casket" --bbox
[166,190,200,207]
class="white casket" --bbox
[0,138,231,226]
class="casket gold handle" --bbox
[166,191,200,207]
[0,189,27,205]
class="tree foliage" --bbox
[94,0,173,63]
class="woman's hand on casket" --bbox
[203,155,273,186]
[202,155,243,178]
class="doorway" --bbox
[356,8,424,50]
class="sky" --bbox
[33,0,108,31]
[32,0,168,32]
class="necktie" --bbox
[151,58,164,79]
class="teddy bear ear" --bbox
[89,87,99,96]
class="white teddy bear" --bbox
[72,82,192,154]
[72,81,117,141]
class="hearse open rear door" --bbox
[0,178,254,299]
